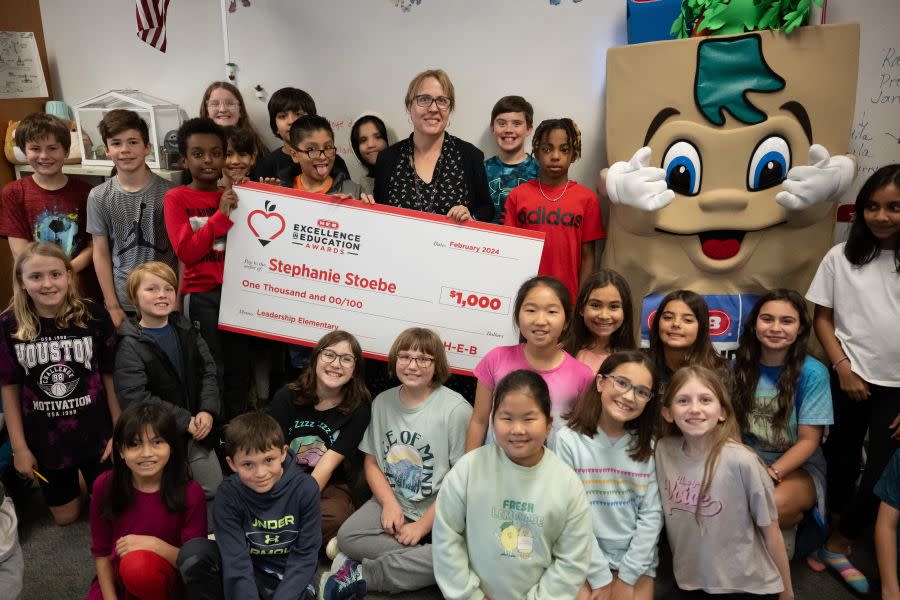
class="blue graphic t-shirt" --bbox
[742,355,833,463]
[360,384,472,520]
[484,154,538,224]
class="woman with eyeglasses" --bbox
[199,81,268,159]
[268,330,372,553]
[369,69,494,223]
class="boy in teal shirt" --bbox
[483,95,538,224]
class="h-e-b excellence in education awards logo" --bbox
[247,200,286,247]
[292,217,363,256]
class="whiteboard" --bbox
[36,0,900,191]
[826,0,900,240]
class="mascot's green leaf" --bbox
[672,0,823,39]
[695,35,785,125]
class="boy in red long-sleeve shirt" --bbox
[164,118,249,420]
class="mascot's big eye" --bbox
[662,141,702,196]
[748,136,790,191]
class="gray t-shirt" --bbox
[86,173,177,312]
[360,384,472,520]
[655,437,782,595]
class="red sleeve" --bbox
[581,187,605,242]
[179,481,209,544]
[502,186,519,227]
[89,472,114,558]
[0,179,33,240]
[163,188,233,267]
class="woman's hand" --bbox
[447,205,472,222]
[359,193,376,205]
[836,361,870,401]
[13,447,37,480]
[380,501,406,535]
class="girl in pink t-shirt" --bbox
[565,268,637,374]
[87,402,206,600]
[464,276,593,450]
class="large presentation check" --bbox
[219,183,545,373]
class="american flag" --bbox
[136,0,171,53]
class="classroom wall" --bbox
[36,0,900,192]
[37,0,625,185]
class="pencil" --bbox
[32,469,49,483]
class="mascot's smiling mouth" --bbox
[655,222,786,261]
[698,230,745,260]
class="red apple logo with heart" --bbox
[247,200,286,246]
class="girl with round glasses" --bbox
[199,81,267,159]
[268,330,371,552]
[323,327,472,598]
[557,350,663,600]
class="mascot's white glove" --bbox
[606,147,675,211]
[775,144,856,211]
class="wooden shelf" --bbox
[14,163,182,183]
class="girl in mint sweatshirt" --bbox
[433,369,592,600]
[556,350,662,600]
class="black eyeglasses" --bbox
[414,95,451,110]
[397,354,435,368]
[319,349,356,368]
[296,147,337,159]
[598,374,654,403]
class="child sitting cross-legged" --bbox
[177,412,320,600]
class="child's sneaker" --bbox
[325,537,340,560]
[319,552,367,600]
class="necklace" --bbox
[538,180,570,202]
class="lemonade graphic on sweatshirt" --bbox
[498,518,537,559]
[499,521,518,557]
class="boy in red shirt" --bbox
[164,117,248,419]
[0,113,99,299]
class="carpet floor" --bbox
[15,482,876,599]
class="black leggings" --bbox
[823,369,899,539]
[186,287,252,421]
[177,538,315,600]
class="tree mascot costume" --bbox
[602,7,859,352]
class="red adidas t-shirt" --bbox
[504,180,605,303]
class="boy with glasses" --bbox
[287,116,361,198]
